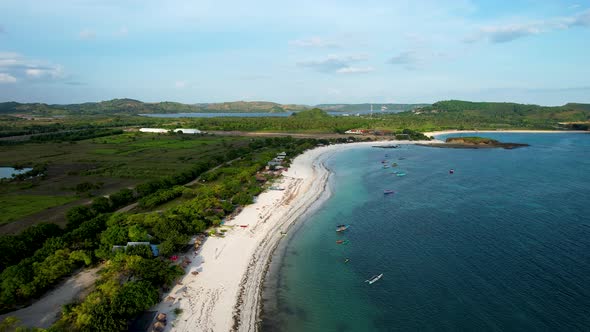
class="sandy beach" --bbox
[424,129,588,137]
[154,140,435,332]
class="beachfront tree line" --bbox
[0,136,323,331]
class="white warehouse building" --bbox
[174,128,203,134]
[139,128,169,133]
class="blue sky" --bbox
[0,0,589,105]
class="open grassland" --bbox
[0,195,77,225]
[0,132,251,233]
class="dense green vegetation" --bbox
[0,136,325,331]
[409,100,590,130]
[28,129,124,143]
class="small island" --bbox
[421,136,530,149]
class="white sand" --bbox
[156,140,437,332]
[424,129,588,137]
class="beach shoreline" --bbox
[423,129,588,137]
[155,140,434,332]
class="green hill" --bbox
[0,99,309,115]
[290,108,330,119]
[411,100,590,124]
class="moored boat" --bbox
[336,224,350,232]
[383,189,395,195]
[365,273,383,284]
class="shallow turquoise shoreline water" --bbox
[262,133,590,331]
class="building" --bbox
[112,242,159,256]
[344,129,366,135]
[173,128,203,134]
[140,128,169,133]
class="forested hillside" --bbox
[0,99,309,116]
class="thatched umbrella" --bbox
[153,321,165,332]
[156,313,167,322]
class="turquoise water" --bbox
[262,133,590,331]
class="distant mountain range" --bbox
[0,99,309,115]
[0,99,430,116]
[0,99,588,122]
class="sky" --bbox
[0,0,589,105]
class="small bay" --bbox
[262,133,590,331]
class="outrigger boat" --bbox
[365,273,383,284]
[383,190,395,195]
[336,224,350,232]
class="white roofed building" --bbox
[173,128,203,134]
[140,128,168,133]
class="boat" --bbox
[381,160,387,164]
[383,190,395,195]
[365,273,383,284]
[449,169,455,174]
[344,258,350,263]
[382,165,390,169]
[396,173,406,177]
[336,224,349,232]
[336,240,348,245]
[391,163,398,167]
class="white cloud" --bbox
[289,37,339,48]
[0,25,4,33]
[336,66,374,74]
[0,52,65,82]
[467,9,590,43]
[25,65,64,79]
[79,29,96,40]
[297,55,370,73]
[0,73,17,83]
[175,81,187,88]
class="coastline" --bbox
[423,129,588,137]
[157,140,436,332]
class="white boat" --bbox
[365,273,383,284]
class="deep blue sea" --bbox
[262,133,590,331]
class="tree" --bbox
[91,197,112,213]
[66,206,97,230]
[108,188,134,209]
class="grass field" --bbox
[0,132,252,232]
[0,195,77,224]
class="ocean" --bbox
[262,133,590,331]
